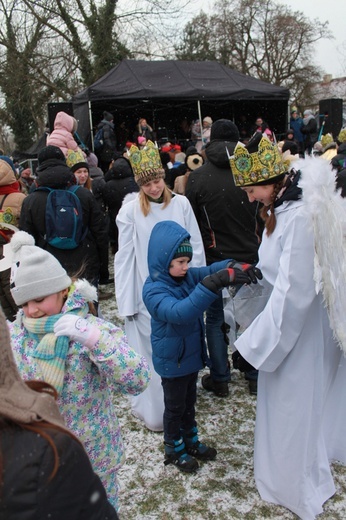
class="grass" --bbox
[99,263,346,519]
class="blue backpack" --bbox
[37,186,87,249]
[93,127,104,151]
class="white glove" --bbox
[54,315,100,349]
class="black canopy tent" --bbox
[72,59,290,148]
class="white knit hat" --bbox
[10,231,71,306]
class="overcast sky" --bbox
[191,0,346,78]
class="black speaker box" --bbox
[319,99,343,139]
[47,102,74,133]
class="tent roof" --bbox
[73,60,289,104]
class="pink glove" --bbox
[54,315,100,349]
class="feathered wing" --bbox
[298,156,346,354]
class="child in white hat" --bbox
[0,306,118,519]
[8,231,151,511]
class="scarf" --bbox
[23,306,87,394]
[0,182,21,195]
[303,113,315,125]
[0,307,67,430]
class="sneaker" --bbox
[164,439,199,473]
[201,374,229,397]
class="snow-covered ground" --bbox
[98,277,346,520]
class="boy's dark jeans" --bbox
[161,372,198,444]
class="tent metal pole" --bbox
[197,99,203,144]
[88,100,94,150]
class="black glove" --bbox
[228,261,263,284]
[201,269,235,293]
[232,351,256,373]
[201,267,250,293]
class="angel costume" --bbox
[235,157,346,519]
[115,193,205,431]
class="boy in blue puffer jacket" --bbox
[142,220,262,473]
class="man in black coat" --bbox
[19,146,109,286]
[186,119,260,397]
[95,111,118,173]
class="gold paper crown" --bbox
[337,128,346,143]
[230,136,287,187]
[321,133,334,148]
[0,207,16,227]
[128,140,164,186]
[66,148,86,169]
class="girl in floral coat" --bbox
[8,231,151,511]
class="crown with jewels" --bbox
[128,140,165,186]
[230,136,287,186]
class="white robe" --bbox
[114,193,205,431]
[235,198,346,519]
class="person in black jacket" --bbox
[186,119,260,397]
[0,307,118,520]
[95,111,118,173]
[102,156,139,254]
[19,146,109,288]
[301,110,318,156]
[133,118,155,143]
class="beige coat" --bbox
[0,159,26,230]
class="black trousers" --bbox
[161,371,198,443]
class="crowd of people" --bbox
[1,108,346,519]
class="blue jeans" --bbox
[162,372,198,443]
[206,292,231,383]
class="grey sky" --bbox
[191,0,346,78]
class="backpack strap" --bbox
[67,185,89,242]
[68,185,80,194]
[0,194,9,210]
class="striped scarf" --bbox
[23,307,87,394]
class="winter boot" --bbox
[182,426,217,461]
[164,438,199,473]
[201,373,229,397]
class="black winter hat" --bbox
[210,119,240,142]
[38,145,65,165]
[103,111,113,122]
[282,141,298,155]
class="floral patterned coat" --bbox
[9,281,151,509]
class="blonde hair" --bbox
[139,183,172,216]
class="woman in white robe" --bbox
[231,134,346,520]
[114,146,205,432]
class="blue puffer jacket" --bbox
[142,220,230,378]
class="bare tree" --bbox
[0,0,194,150]
[175,0,332,105]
